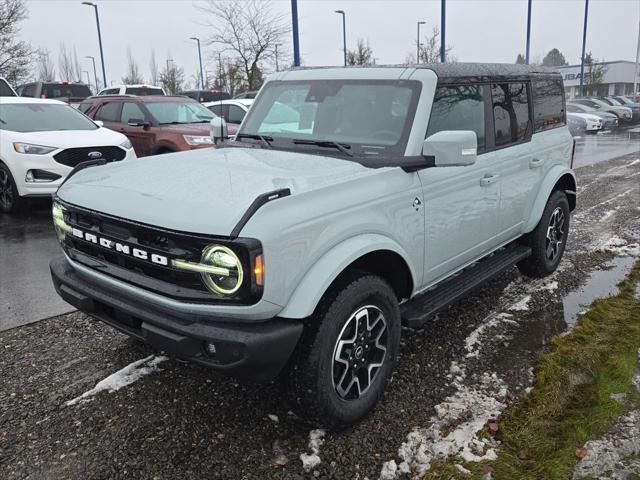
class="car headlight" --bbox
[52,202,72,242]
[172,244,244,296]
[13,143,56,155]
[120,138,133,149]
[183,135,213,146]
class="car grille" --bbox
[54,146,126,167]
[60,202,223,302]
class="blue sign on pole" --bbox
[291,0,300,67]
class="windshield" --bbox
[146,101,216,124]
[240,80,421,156]
[0,103,98,132]
[125,87,164,96]
[605,98,623,106]
[43,83,91,99]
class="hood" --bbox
[12,126,126,149]
[57,146,383,236]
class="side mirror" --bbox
[422,130,478,167]
[128,118,150,128]
[94,120,104,127]
[210,117,228,144]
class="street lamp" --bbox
[81,2,107,88]
[85,55,99,92]
[579,0,590,96]
[189,37,205,90]
[440,0,446,63]
[417,21,426,64]
[335,10,347,66]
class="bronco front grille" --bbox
[54,146,126,167]
[59,203,228,302]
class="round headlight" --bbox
[200,245,243,295]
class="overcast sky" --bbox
[19,0,640,87]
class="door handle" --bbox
[529,158,543,169]
[480,174,500,187]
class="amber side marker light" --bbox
[254,255,264,286]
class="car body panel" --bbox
[524,165,576,233]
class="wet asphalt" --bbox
[0,128,639,480]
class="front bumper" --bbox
[50,255,303,380]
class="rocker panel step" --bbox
[400,245,531,328]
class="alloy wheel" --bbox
[546,207,565,261]
[331,305,388,400]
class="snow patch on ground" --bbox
[509,295,531,311]
[541,280,559,292]
[300,429,326,472]
[573,351,640,479]
[600,236,640,257]
[464,313,515,358]
[380,372,506,478]
[600,208,618,222]
[65,355,167,406]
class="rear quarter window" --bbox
[532,79,565,132]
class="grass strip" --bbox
[423,259,640,480]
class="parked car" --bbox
[571,98,633,123]
[203,99,252,126]
[0,97,135,213]
[50,64,575,428]
[566,113,588,135]
[80,95,237,156]
[566,103,617,129]
[0,77,17,96]
[97,84,166,96]
[601,97,640,123]
[612,95,640,107]
[566,111,601,133]
[178,89,231,103]
[16,81,92,107]
[234,90,259,100]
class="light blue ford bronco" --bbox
[50,63,575,428]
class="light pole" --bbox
[579,0,589,97]
[440,0,446,63]
[525,0,532,64]
[291,0,300,67]
[634,16,640,95]
[417,21,426,64]
[335,10,347,66]
[275,43,281,72]
[85,55,98,92]
[81,2,107,88]
[190,37,205,90]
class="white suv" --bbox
[0,98,136,213]
[97,84,166,96]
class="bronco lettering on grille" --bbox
[71,227,169,266]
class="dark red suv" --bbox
[79,96,238,157]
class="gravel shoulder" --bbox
[1,152,639,480]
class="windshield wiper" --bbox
[235,133,273,149]
[292,139,353,157]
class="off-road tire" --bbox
[0,163,26,214]
[517,190,570,278]
[285,273,401,430]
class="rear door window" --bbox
[22,84,37,97]
[532,79,565,132]
[426,84,485,151]
[491,82,531,147]
[228,105,246,123]
[78,102,93,114]
[94,102,122,122]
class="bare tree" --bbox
[347,39,375,66]
[0,0,33,84]
[405,27,453,64]
[159,57,184,94]
[122,47,144,84]
[149,49,159,85]
[58,42,80,81]
[584,52,607,96]
[199,0,289,90]
[36,49,55,81]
